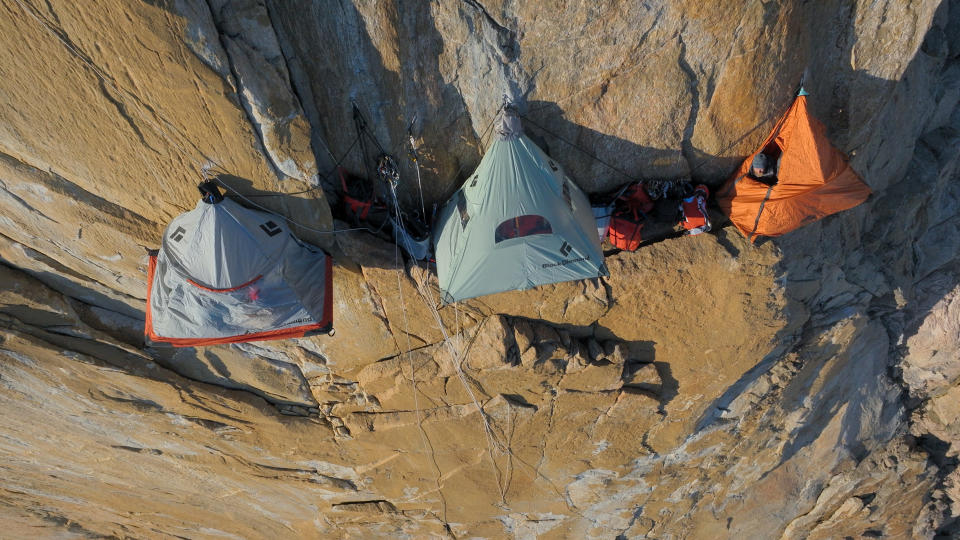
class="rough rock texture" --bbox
[1,0,960,538]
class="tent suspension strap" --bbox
[353,103,377,184]
[748,184,775,241]
[520,114,638,182]
[688,77,807,177]
[436,108,502,203]
[478,103,506,154]
[352,102,389,155]
[212,178,374,235]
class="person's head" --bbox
[751,153,769,176]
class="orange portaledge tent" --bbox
[716,89,872,242]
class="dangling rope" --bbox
[389,105,510,461]
[348,100,509,498]
[349,99,514,506]
[344,104,596,512]
[454,303,463,350]
[387,197,452,520]
[384,165,508,500]
[402,107,622,514]
[407,116,427,221]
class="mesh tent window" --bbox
[495,215,552,243]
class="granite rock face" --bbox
[1,0,959,537]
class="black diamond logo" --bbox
[559,241,572,257]
[170,226,186,242]
[260,221,281,236]
[549,160,559,171]
[469,175,479,187]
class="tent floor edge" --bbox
[146,322,331,348]
[145,254,335,348]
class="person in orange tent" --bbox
[716,87,872,243]
[750,153,778,186]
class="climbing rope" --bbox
[387,197,452,517]
[383,158,509,500]
[407,116,428,220]
[368,108,502,456]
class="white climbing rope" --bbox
[389,208,440,500]
[388,185,503,429]
[385,169,509,506]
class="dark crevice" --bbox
[199,0,285,181]
[111,445,163,455]
[461,0,518,61]
[0,179,59,225]
[676,30,701,178]
[262,1,336,178]
[331,499,398,513]
[0,151,159,233]
[97,79,159,153]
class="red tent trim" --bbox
[145,255,333,348]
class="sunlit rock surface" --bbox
[1,0,959,537]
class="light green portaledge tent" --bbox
[433,107,609,303]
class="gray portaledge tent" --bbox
[146,194,332,347]
[433,108,609,303]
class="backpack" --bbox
[338,167,390,228]
[681,184,711,235]
[607,183,654,251]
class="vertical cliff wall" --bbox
[1,0,959,537]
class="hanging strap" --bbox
[352,103,376,183]
[748,185,775,242]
